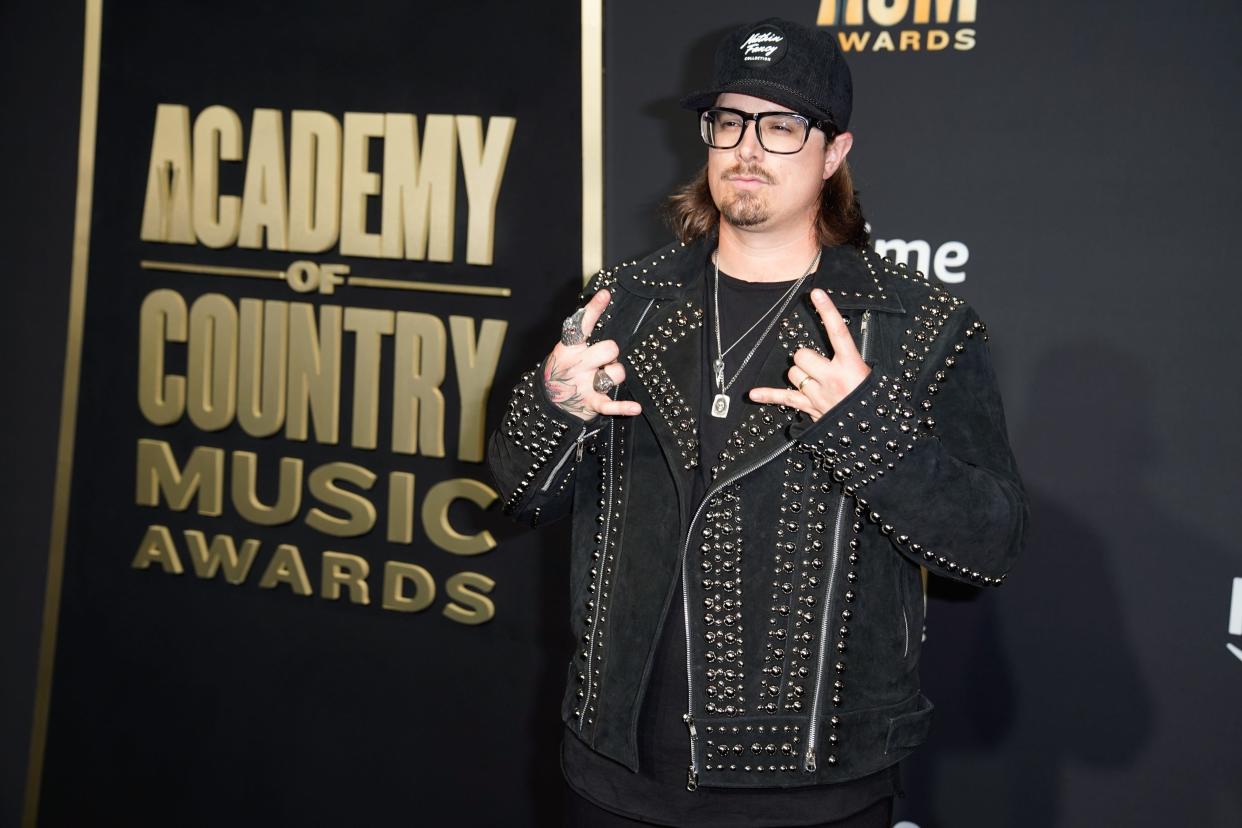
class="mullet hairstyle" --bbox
[663,158,871,250]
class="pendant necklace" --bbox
[710,248,821,418]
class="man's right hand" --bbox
[543,289,642,421]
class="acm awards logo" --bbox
[815,0,978,53]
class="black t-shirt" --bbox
[561,262,898,826]
[694,265,805,504]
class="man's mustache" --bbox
[723,164,775,184]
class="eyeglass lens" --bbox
[700,109,810,154]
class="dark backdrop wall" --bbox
[3,2,1241,827]
[3,1,587,825]
[2,5,84,828]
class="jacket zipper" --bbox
[682,436,802,789]
[541,426,601,493]
[804,310,872,773]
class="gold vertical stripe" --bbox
[23,1,103,825]
[581,0,604,283]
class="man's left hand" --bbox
[747,288,871,422]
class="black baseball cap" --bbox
[680,18,853,132]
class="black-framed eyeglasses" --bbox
[698,107,834,155]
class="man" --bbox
[488,17,1027,827]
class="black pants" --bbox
[564,786,894,828]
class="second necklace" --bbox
[710,248,821,418]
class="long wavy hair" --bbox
[663,158,870,250]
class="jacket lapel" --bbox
[623,297,706,476]
[618,239,711,507]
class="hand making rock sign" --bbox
[543,289,643,422]
[747,288,871,421]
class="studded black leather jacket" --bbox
[487,235,1028,791]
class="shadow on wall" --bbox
[896,343,1159,828]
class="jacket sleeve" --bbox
[485,273,617,527]
[486,361,596,527]
[795,300,1029,587]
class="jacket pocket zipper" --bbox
[541,426,601,493]
[901,603,909,658]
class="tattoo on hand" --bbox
[544,355,590,416]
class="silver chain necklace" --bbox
[710,248,821,418]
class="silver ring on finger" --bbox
[561,307,586,346]
[592,367,616,394]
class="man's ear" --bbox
[823,131,854,180]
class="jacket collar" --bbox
[618,233,906,315]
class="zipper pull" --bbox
[575,428,587,462]
[858,310,873,363]
[805,747,817,773]
[683,714,699,790]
